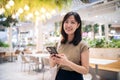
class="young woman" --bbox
[49,11,89,80]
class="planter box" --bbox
[89,48,120,59]
[0,47,10,52]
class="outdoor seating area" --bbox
[0,0,120,80]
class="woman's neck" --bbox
[68,34,74,42]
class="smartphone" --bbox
[46,47,60,58]
[46,47,58,54]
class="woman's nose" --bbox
[67,23,71,27]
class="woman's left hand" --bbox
[55,54,70,66]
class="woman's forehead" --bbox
[66,15,75,20]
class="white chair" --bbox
[21,55,30,72]
[17,52,38,72]
[41,57,51,80]
[29,56,41,72]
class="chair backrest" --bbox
[41,57,50,69]
[29,56,40,64]
[21,55,29,63]
[15,50,21,54]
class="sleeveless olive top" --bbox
[57,41,89,71]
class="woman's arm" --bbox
[55,50,89,74]
[67,50,89,74]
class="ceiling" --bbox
[74,0,120,25]
[51,0,120,26]
[1,0,120,30]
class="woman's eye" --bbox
[71,22,75,24]
[64,21,76,24]
[65,21,68,23]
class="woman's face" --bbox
[63,15,80,35]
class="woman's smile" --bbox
[64,15,78,35]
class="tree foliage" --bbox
[0,0,72,21]
[0,14,18,27]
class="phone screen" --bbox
[46,47,58,54]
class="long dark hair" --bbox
[61,11,82,46]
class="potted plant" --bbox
[26,43,36,49]
[0,40,9,52]
[86,38,120,59]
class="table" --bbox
[90,58,117,74]
[0,52,6,63]
[25,53,50,72]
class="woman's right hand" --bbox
[49,54,57,67]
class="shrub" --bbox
[85,38,120,48]
[0,40,9,48]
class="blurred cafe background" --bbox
[0,0,120,80]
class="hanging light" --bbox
[28,13,33,18]
[41,7,46,13]
[0,8,5,15]
[15,12,20,17]
[8,0,14,6]
[12,14,16,19]
[51,10,56,15]
[18,8,23,14]
[24,5,29,11]
[26,13,33,20]
[5,4,10,9]
[35,11,39,16]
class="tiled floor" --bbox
[1,61,109,80]
[0,61,50,80]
